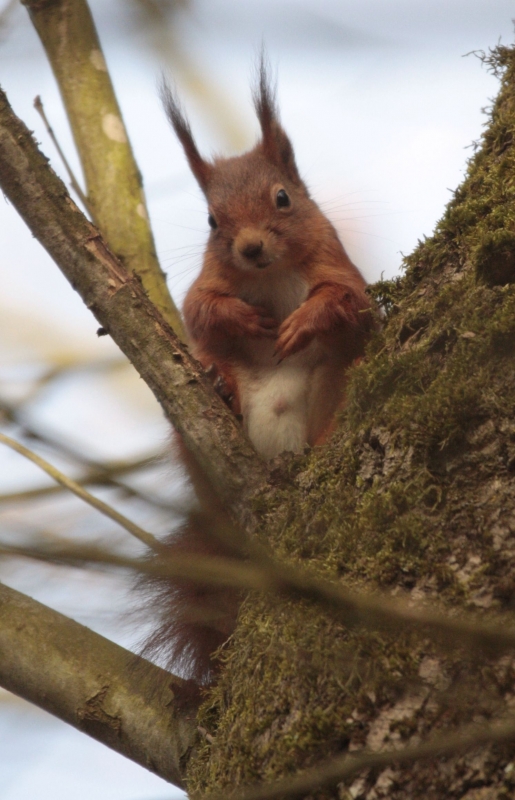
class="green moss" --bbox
[187,43,515,797]
[193,597,419,793]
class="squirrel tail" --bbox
[138,516,241,684]
[136,437,243,684]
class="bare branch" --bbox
[0,394,173,508]
[5,535,515,658]
[0,432,161,551]
[21,0,185,337]
[0,581,197,788]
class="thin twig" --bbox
[0,396,173,508]
[0,454,174,510]
[0,539,263,589]
[19,356,128,400]
[0,433,161,551]
[34,95,93,218]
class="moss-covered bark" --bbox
[188,46,515,800]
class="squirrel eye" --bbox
[208,213,218,230]
[276,188,291,209]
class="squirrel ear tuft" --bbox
[160,77,213,193]
[253,54,301,185]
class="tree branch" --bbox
[0,86,267,520]
[21,0,185,337]
[0,581,197,788]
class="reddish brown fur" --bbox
[181,147,373,444]
[144,60,375,683]
[174,71,374,439]
[139,515,241,685]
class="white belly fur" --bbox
[235,268,345,459]
[240,359,312,459]
[237,269,309,458]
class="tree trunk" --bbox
[186,45,515,800]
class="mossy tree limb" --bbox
[187,45,515,800]
[0,582,197,788]
[0,86,267,518]
[21,0,185,337]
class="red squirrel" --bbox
[165,63,373,458]
[141,62,374,684]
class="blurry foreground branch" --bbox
[5,535,515,658]
[0,432,161,551]
[0,581,196,788]
[4,528,515,796]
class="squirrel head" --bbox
[161,59,332,273]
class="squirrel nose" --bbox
[240,241,263,259]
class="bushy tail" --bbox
[136,434,244,684]
[137,512,242,684]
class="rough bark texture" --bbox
[186,46,515,800]
[0,86,267,519]
[0,582,197,788]
[21,0,185,336]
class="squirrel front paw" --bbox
[232,302,277,339]
[205,363,241,415]
[274,306,316,361]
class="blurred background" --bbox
[0,1,514,797]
